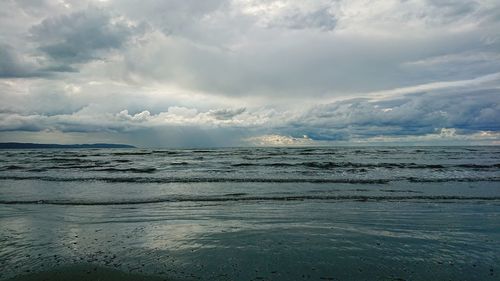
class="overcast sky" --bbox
[1,0,499,147]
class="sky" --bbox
[0,0,499,147]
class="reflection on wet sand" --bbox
[1,200,499,281]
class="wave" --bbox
[49,165,102,169]
[39,158,93,163]
[456,164,500,168]
[3,160,498,172]
[232,163,296,167]
[0,175,390,184]
[114,159,132,163]
[407,177,500,182]
[0,165,25,171]
[90,167,157,173]
[151,151,182,155]
[0,175,498,183]
[230,161,500,169]
[1,195,499,206]
[111,152,153,156]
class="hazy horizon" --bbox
[3,141,500,149]
[1,0,499,147]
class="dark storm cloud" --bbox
[209,108,246,120]
[30,8,143,64]
[291,87,500,140]
[39,65,79,73]
[0,44,39,78]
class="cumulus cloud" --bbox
[0,105,268,134]
[1,73,498,146]
[245,134,315,146]
[349,129,500,146]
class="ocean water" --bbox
[0,146,499,280]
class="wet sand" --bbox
[1,200,499,280]
[5,264,171,281]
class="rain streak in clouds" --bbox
[0,0,499,147]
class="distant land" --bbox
[0,142,136,149]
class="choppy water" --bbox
[1,146,499,280]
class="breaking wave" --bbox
[0,175,499,183]
[1,195,499,206]
[0,175,391,184]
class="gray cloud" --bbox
[30,7,142,64]
[209,108,246,120]
[110,0,228,36]
[1,0,500,146]
[1,78,498,146]
[288,87,500,141]
[265,6,337,31]
[406,0,479,25]
[0,44,39,78]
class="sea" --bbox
[0,146,499,280]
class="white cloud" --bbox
[349,128,500,145]
[245,134,315,146]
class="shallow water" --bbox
[1,146,499,280]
